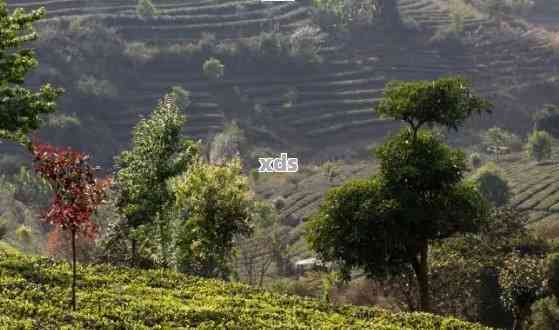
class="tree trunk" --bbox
[131,238,137,266]
[412,240,431,312]
[71,227,77,311]
[512,304,530,330]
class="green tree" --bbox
[527,130,553,162]
[470,162,511,207]
[136,0,158,19]
[114,94,198,266]
[202,57,224,81]
[0,3,62,146]
[376,77,492,140]
[171,158,253,279]
[499,253,547,330]
[307,76,492,312]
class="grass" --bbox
[0,254,490,329]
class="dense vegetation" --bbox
[3,0,559,329]
[0,254,490,329]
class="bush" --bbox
[125,42,160,66]
[209,122,246,165]
[169,86,191,111]
[311,0,380,31]
[0,254,490,329]
[533,104,559,138]
[289,25,324,64]
[137,0,158,19]
[470,162,511,207]
[76,75,118,99]
[0,219,7,240]
[15,225,32,244]
[499,253,547,329]
[546,253,559,298]
[202,57,224,81]
[527,130,553,162]
[481,127,523,152]
[529,296,559,330]
[470,152,482,169]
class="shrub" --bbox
[125,42,159,66]
[273,196,287,210]
[0,254,490,329]
[169,86,191,111]
[527,130,553,162]
[470,152,482,169]
[202,57,224,81]
[289,25,324,64]
[15,225,32,244]
[499,253,547,330]
[533,104,559,138]
[209,122,246,165]
[76,75,118,99]
[546,253,559,298]
[137,0,158,19]
[529,296,559,330]
[11,166,52,208]
[482,127,523,152]
[311,0,380,31]
[283,87,298,108]
[0,219,7,240]
[470,162,511,207]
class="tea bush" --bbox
[0,255,490,329]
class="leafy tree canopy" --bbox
[376,77,492,134]
[0,3,62,145]
[171,158,253,278]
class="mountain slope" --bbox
[0,254,490,329]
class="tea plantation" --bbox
[0,254,489,329]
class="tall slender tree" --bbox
[114,93,198,266]
[32,142,109,310]
[307,77,492,312]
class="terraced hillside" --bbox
[501,158,559,224]
[5,0,559,163]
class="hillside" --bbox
[0,254,490,329]
[3,0,559,166]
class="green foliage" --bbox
[470,162,511,207]
[15,225,32,244]
[169,86,191,111]
[527,130,553,162]
[470,152,482,169]
[289,26,325,65]
[171,159,253,279]
[309,77,491,312]
[10,166,52,208]
[499,253,547,328]
[546,253,559,298]
[125,42,160,66]
[0,219,7,240]
[76,75,118,99]
[482,127,523,152]
[209,122,246,165]
[114,94,198,264]
[136,0,159,19]
[311,0,381,30]
[533,104,559,138]
[529,296,559,330]
[0,254,490,329]
[202,57,224,81]
[376,77,492,133]
[0,3,62,145]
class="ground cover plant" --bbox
[0,254,490,329]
